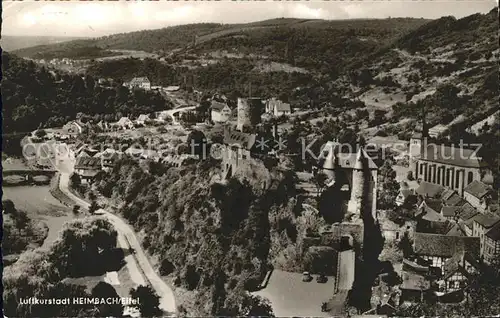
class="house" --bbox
[413,232,480,274]
[472,213,500,257]
[96,121,110,132]
[463,180,493,212]
[125,77,151,90]
[415,181,445,199]
[400,270,431,303]
[136,114,151,125]
[162,154,197,167]
[211,101,232,123]
[74,157,102,184]
[115,117,134,130]
[396,188,416,207]
[265,98,292,117]
[483,222,500,265]
[439,251,481,294]
[140,150,159,161]
[125,146,144,159]
[100,152,122,172]
[63,120,83,135]
[428,124,449,138]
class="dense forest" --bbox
[93,157,297,315]
[1,52,172,153]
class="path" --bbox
[164,105,196,125]
[58,173,177,315]
[336,250,355,291]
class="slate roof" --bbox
[442,206,461,218]
[464,180,492,199]
[117,117,132,126]
[420,144,486,168]
[75,157,101,170]
[445,222,467,237]
[402,258,429,274]
[414,233,480,258]
[415,181,445,198]
[473,213,500,229]
[486,222,500,241]
[211,101,230,112]
[129,77,150,85]
[457,203,479,221]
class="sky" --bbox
[2,1,497,37]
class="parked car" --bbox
[316,274,328,283]
[302,271,313,282]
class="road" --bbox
[337,250,355,291]
[164,105,197,125]
[58,172,177,315]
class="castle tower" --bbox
[322,140,341,183]
[347,147,378,221]
[237,97,263,132]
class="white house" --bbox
[211,101,232,123]
[136,114,151,125]
[265,98,292,117]
[428,124,449,138]
[115,117,134,130]
[125,77,151,90]
[63,120,83,135]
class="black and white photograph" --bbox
[1,1,499,317]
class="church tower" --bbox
[409,105,429,177]
[322,139,341,184]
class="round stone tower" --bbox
[237,97,263,132]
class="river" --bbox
[2,185,78,248]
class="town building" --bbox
[483,222,500,265]
[463,180,494,213]
[63,120,83,135]
[428,124,449,139]
[409,128,493,196]
[396,188,416,207]
[413,232,480,275]
[115,117,134,130]
[124,77,151,90]
[211,101,232,123]
[471,213,500,258]
[74,157,102,184]
[440,251,481,294]
[265,98,292,117]
[136,114,151,125]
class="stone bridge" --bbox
[2,169,57,179]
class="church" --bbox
[409,129,493,197]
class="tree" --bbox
[241,294,275,317]
[129,285,162,317]
[70,173,81,190]
[310,171,328,197]
[397,231,413,258]
[34,129,47,138]
[89,200,99,214]
[91,282,124,317]
[72,205,80,215]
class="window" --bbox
[446,170,450,187]
[420,164,423,174]
[468,171,474,184]
[437,169,441,185]
[456,173,460,189]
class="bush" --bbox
[407,171,414,181]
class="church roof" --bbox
[420,144,486,168]
[464,180,492,199]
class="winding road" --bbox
[58,172,177,316]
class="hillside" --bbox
[13,18,430,64]
[1,35,87,51]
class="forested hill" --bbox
[1,52,171,153]
[12,18,430,65]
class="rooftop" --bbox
[464,180,492,200]
[223,129,257,150]
[420,144,486,169]
[415,181,444,198]
[414,233,480,258]
[486,222,500,241]
[211,101,230,112]
[473,213,500,229]
[75,157,101,170]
